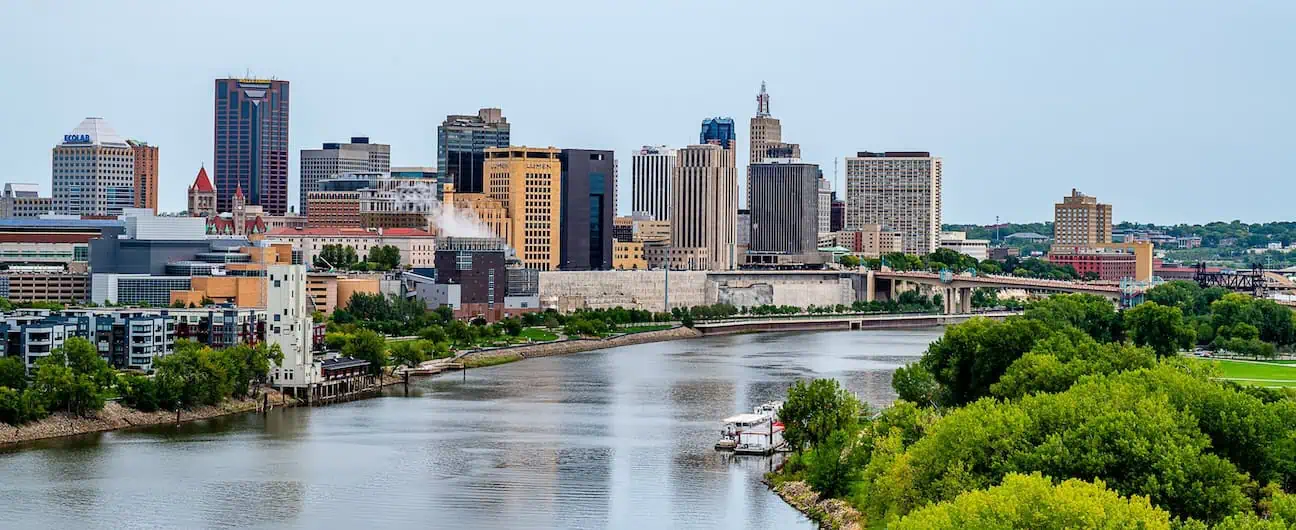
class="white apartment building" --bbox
[268,264,316,389]
[845,151,942,255]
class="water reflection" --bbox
[0,328,940,529]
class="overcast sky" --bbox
[1,0,1292,224]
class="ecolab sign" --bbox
[63,134,91,144]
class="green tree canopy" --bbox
[779,378,862,452]
[892,473,1171,530]
[1124,302,1196,357]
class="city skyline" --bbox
[2,1,1293,223]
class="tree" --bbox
[990,327,1156,399]
[367,245,402,270]
[0,356,27,391]
[838,255,861,268]
[779,378,862,452]
[804,428,869,499]
[501,318,523,337]
[31,337,113,417]
[892,363,944,407]
[220,343,282,398]
[1023,293,1121,343]
[1145,280,1203,316]
[918,317,1050,406]
[389,340,431,368]
[1125,302,1196,357]
[342,329,388,376]
[892,474,1172,530]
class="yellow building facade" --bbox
[613,240,647,270]
[484,146,562,271]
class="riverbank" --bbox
[770,480,863,530]
[459,326,703,368]
[0,387,300,446]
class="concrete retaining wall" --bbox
[539,270,708,312]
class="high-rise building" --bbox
[1053,188,1112,248]
[187,167,218,218]
[669,144,739,270]
[748,161,820,258]
[483,146,561,271]
[631,145,676,221]
[845,151,942,255]
[299,137,390,214]
[817,175,832,235]
[438,108,510,195]
[213,78,290,215]
[1,184,52,218]
[128,140,158,213]
[830,198,846,232]
[700,117,737,150]
[52,117,136,216]
[748,83,800,207]
[558,149,614,270]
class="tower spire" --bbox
[756,81,770,117]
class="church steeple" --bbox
[756,81,771,117]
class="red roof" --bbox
[381,228,435,237]
[190,167,215,193]
[233,184,245,199]
[265,227,433,237]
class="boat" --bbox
[715,401,787,455]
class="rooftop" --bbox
[61,117,129,148]
[265,227,433,238]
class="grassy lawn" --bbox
[519,327,559,342]
[461,352,523,369]
[620,324,672,334]
[1214,359,1296,387]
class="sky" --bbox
[1,0,1292,225]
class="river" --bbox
[0,328,941,529]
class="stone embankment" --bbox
[460,326,702,367]
[1,387,299,446]
[771,480,864,530]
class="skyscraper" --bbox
[1053,189,1112,248]
[299,137,390,214]
[559,149,615,270]
[631,145,675,221]
[817,174,832,235]
[213,78,290,215]
[483,146,561,271]
[438,108,510,195]
[670,144,739,270]
[51,117,136,216]
[845,151,942,255]
[747,83,799,207]
[748,161,820,258]
[128,140,158,213]
[700,117,737,149]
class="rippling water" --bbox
[0,328,941,529]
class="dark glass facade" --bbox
[437,111,510,194]
[558,149,615,270]
[700,117,737,149]
[214,79,290,215]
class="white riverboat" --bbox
[715,401,787,455]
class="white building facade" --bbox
[631,145,676,221]
[267,264,317,389]
[52,118,137,216]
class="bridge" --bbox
[870,270,1122,314]
[693,311,1023,335]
